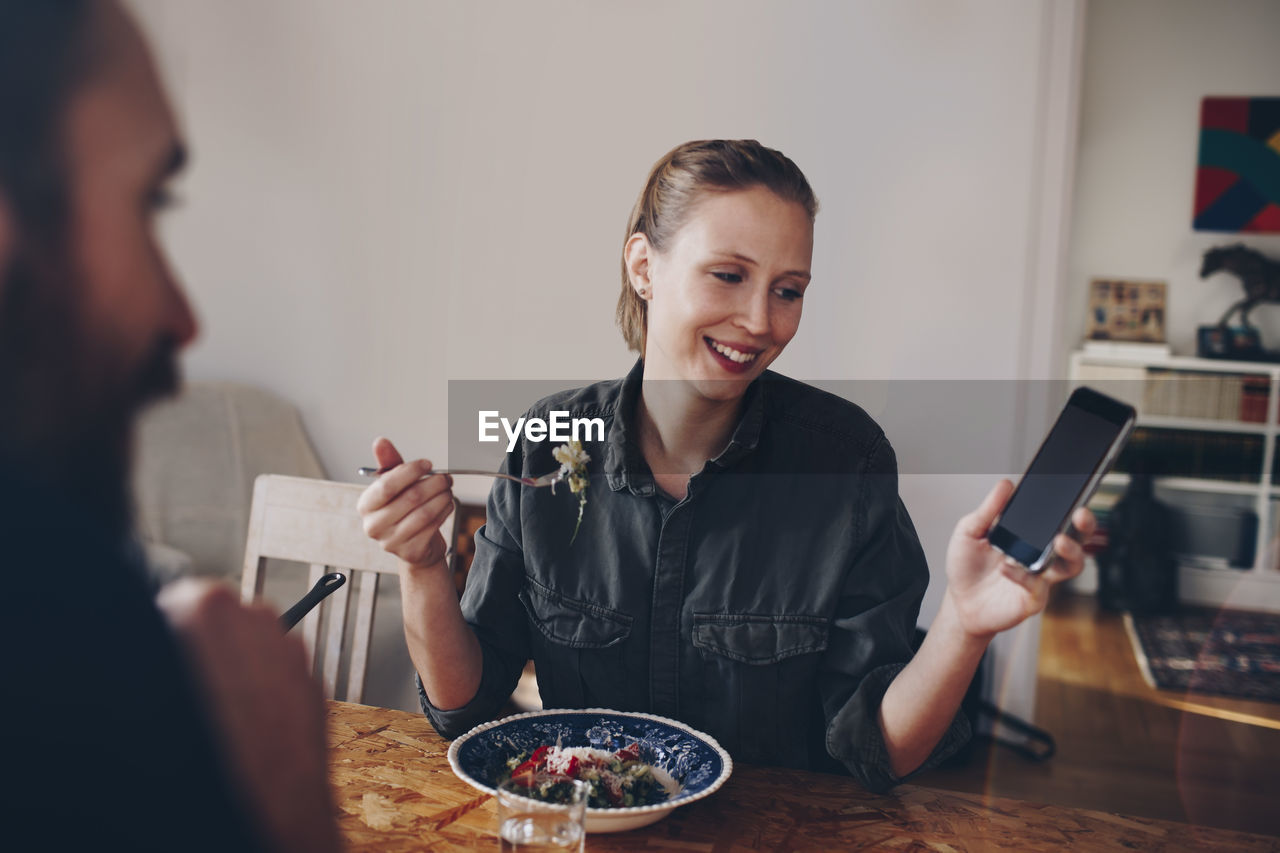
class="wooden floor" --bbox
[916,591,1280,838]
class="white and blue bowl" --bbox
[446,708,733,833]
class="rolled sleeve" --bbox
[418,637,525,738]
[819,437,971,793]
[824,662,971,793]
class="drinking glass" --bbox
[495,774,589,852]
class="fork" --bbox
[357,466,563,488]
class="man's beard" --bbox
[0,249,181,542]
[62,334,182,539]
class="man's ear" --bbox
[624,232,653,299]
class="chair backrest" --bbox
[241,474,453,703]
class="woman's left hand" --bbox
[943,479,1096,640]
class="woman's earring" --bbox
[638,287,649,299]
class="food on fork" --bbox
[551,440,591,544]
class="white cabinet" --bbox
[1069,351,1280,612]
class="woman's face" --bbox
[629,185,813,401]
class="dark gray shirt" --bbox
[0,465,265,851]
[422,360,969,792]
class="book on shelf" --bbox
[1241,375,1269,422]
[1136,369,1269,423]
[1077,348,1273,424]
[1224,377,1244,422]
[1117,427,1264,482]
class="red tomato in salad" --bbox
[510,745,551,779]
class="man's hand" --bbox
[157,579,341,853]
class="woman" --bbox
[358,140,1091,792]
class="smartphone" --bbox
[987,386,1137,573]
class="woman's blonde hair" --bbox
[617,139,819,354]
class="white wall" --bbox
[128,0,1085,719]
[1067,0,1280,357]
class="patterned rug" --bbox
[1125,608,1280,702]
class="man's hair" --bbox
[0,0,92,255]
[616,140,819,354]
[0,0,99,477]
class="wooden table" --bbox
[327,701,1279,852]
[919,593,1280,835]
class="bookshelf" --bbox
[1069,350,1280,612]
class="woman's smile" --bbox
[703,335,762,373]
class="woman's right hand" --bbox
[357,437,456,569]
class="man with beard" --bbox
[0,2,341,850]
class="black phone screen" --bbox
[991,388,1135,567]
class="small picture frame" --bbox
[1085,279,1167,343]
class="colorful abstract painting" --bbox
[1193,96,1280,233]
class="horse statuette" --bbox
[1201,243,1280,332]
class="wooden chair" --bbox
[240,474,455,704]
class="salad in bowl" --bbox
[500,741,679,809]
[447,708,732,833]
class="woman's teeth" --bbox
[709,339,758,364]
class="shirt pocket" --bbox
[691,613,830,765]
[519,579,633,708]
[692,613,829,663]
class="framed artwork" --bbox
[1086,279,1167,343]
[1193,96,1280,233]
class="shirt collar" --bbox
[603,358,768,496]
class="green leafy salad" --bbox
[499,743,678,809]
